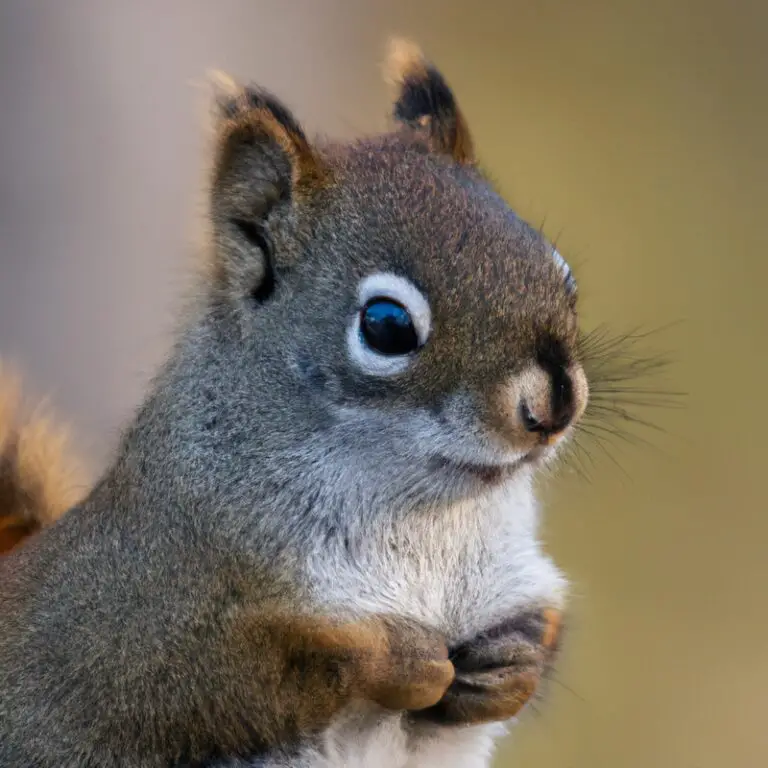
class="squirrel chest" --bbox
[284,477,566,768]
[305,477,566,649]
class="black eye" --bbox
[360,298,419,356]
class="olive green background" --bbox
[1,2,766,767]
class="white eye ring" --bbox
[347,272,431,377]
[553,248,576,291]
[552,248,569,276]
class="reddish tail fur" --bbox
[0,365,87,554]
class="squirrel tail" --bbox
[0,363,87,554]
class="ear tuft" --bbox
[383,38,475,165]
[208,69,242,116]
[384,38,430,87]
[209,71,328,205]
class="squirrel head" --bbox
[161,40,589,513]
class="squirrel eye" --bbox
[347,272,431,377]
[360,299,419,356]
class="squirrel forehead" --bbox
[318,137,562,304]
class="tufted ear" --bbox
[207,72,329,297]
[384,39,475,165]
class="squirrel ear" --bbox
[384,39,475,165]
[206,72,329,296]
[209,71,328,214]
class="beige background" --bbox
[1,2,766,766]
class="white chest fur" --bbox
[293,475,567,768]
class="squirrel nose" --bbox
[519,369,575,438]
[519,400,573,437]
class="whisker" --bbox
[547,674,587,704]
[578,422,654,450]
[568,319,683,475]
[562,437,594,483]
[577,429,631,478]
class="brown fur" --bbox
[0,365,87,554]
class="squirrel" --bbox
[0,39,588,768]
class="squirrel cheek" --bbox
[294,352,329,392]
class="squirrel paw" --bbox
[411,608,561,725]
[367,616,455,712]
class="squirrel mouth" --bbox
[431,455,526,484]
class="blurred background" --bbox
[1,1,766,766]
